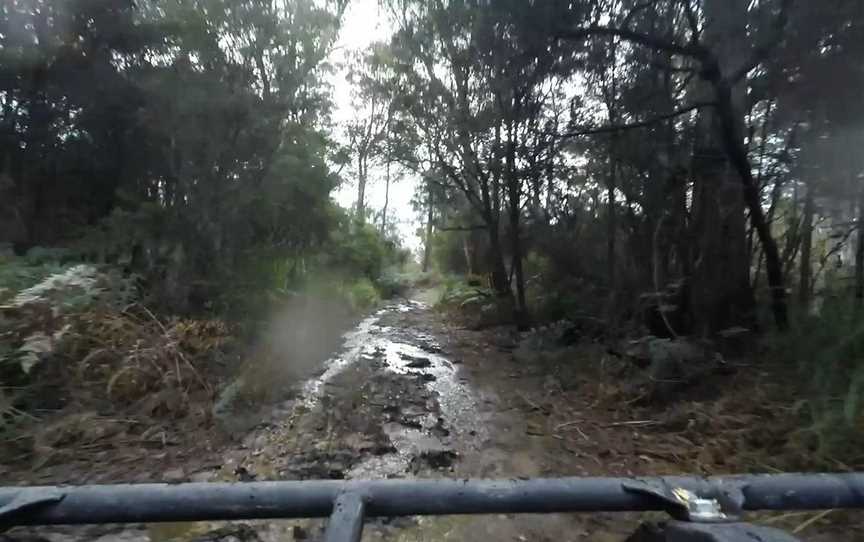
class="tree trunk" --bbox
[462,234,474,276]
[798,181,814,310]
[607,161,617,290]
[487,223,510,297]
[508,181,528,329]
[422,181,434,272]
[689,0,760,334]
[855,186,864,309]
[506,128,528,328]
[381,159,390,234]
[356,155,367,223]
[712,77,788,330]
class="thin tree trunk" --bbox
[606,28,619,300]
[509,216,527,327]
[462,234,474,276]
[798,181,814,310]
[422,181,434,273]
[855,186,864,308]
[607,159,617,290]
[749,101,774,268]
[356,154,367,224]
[506,135,528,328]
[487,222,509,296]
[381,159,390,234]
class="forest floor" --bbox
[3,290,863,541]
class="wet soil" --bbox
[3,294,861,541]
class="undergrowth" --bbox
[768,301,864,464]
[0,253,232,466]
[0,253,71,304]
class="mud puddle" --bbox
[6,299,488,542]
[9,297,629,542]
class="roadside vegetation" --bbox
[373,0,864,473]
[0,0,417,470]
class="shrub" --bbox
[771,299,864,458]
[376,270,424,299]
[0,254,70,304]
[345,278,381,312]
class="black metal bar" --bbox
[324,492,365,542]
[0,474,861,527]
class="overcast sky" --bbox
[329,0,423,254]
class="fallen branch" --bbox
[793,509,834,534]
[554,420,584,430]
[604,420,659,428]
[555,423,590,442]
[517,391,548,413]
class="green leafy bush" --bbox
[344,278,381,312]
[375,270,425,299]
[437,276,491,308]
[772,300,864,458]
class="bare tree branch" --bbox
[648,58,698,74]
[436,223,488,232]
[680,0,701,42]
[728,0,794,83]
[558,101,714,138]
[557,25,708,59]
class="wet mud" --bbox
[5,296,855,541]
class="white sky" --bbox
[329,0,423,254]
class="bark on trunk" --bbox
[462,234,474,276]
[798,182,814,309]
[606,33,619,296]
[607,162,617,290]
[505,122,528,329]
[422,182,434,273]
[855,187,864,308]
[487,223,510,297]
[711,76,788,330]
[356,154,367,224]
[508,191,528,327]
[381,159,390,234]
[689,0,766,333]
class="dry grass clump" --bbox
[1,302,233,466]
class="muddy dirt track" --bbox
[4,294,861,541]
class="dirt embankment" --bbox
[3,295,862,541]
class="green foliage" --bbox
[430,230,471,275]
[344,278,381,312]
[1,0,348,315]
[375,272,409,299]
[437,276,491,309]
[1,255,141,377]
[521,249,608,325]
[207,204,409,320]
[772,301,864,457]
[0,256,70,304]
[325,221,389,281]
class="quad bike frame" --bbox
[1,474,862,541]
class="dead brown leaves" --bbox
[2,304,234,468]
[567,357,851,475]
[69,305,220,407]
